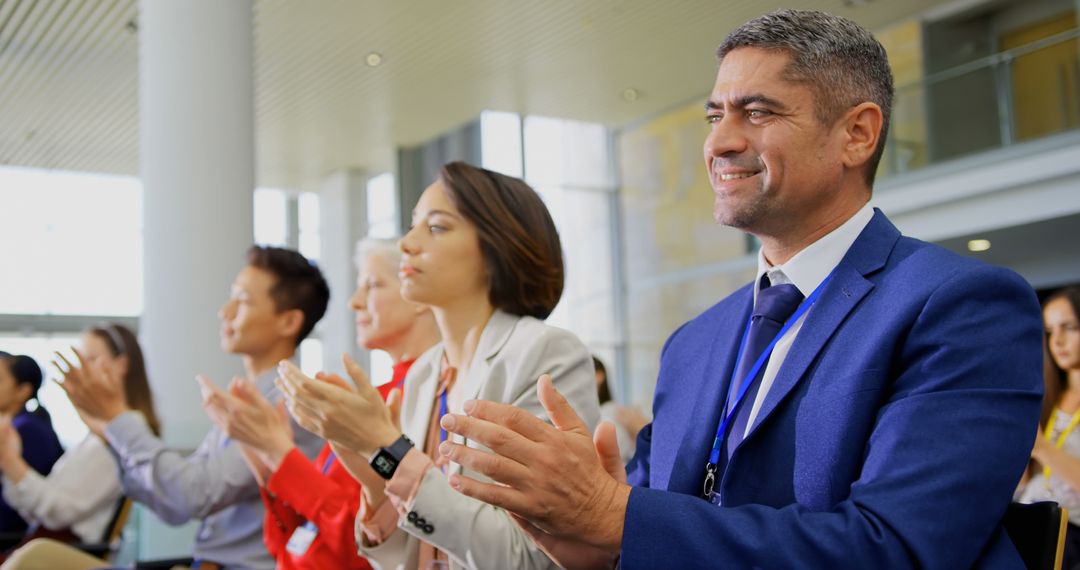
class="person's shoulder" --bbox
[887,235,1030,291]
[507,314,588,354]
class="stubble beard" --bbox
[712,185,771,234]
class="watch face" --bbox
[373,453,395,475]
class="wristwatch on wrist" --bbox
[369,434,415,480]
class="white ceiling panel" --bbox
[0,0,958,189]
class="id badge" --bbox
[286,521,318,556]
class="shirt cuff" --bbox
[385,447,434,514]
[356,448,433,546]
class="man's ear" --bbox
[840,101,884,172]
[279,308,305,341]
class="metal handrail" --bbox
[895,27,1080,91]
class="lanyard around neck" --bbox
[321,451,337,475]
[702,271,833,500]
[1042,408,1080,486]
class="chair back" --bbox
[1004,501,1068,570]
[100,497,134,546]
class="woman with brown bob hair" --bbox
[0,323,160,546]
[277,161,600,570]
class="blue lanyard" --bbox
[321,451,336,475]
[439,390,449,444]
[702,272,833,500]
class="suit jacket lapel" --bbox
[458,310,518,404]
[450,310,518,476]
[405,348,441,451]
[741,210,900,441]
[666,288,753,494]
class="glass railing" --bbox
[879,28,1080,179]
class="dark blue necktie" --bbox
[723,275,804,461]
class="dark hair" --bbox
[438,162,564,319]
[1043,287,1080,428]
[246,245,331,346]
[594,356,612,405]
[716,9,894,186]
[86,323,162,437]
[1,354,50,422]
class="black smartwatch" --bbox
[369,434,415,480]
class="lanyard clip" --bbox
[702,463,717,500]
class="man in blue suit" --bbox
[438,9,1043,568]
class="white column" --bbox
[140,0,254,449]
[317,170,371,376]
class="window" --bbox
[0,166,142,316]
[481,111,524,178]
[0,166,147,449]
[482,114,624,396]
[0,333,87,449]
[366,173,399,239]
[253,188,289,247]
[298,193,321,261]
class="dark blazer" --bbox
[0,411,63,532]
[622,210,1043,569]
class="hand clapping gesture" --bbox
[275,354,400,457]
[52,348,128,435]
[197,375,296,471]
[439,375,629,570]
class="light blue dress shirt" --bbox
[105,367,323,569]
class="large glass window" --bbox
[482,114,624,398]
[480,111,524,178]
[0,166,142,316]
[253,188,289,247]
[366,173,399,240]
[0,333,87,449]
[298,193,321,261]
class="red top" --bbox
[261,359,413,569]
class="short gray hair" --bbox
[717,9,894,186]
[354,237,401,269]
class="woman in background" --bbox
[0,353,63,535]
[1020,286,1080,569]
[200,238,440,569]
[593,356,647,465]
[277,161,600,570]
[0,324,159,546]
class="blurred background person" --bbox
[0,323,159,552]
[0,354,63,536]
[6,246,327,570]
[593,355,648,465]
[199,238,439,569]
[1020,286,1080,568]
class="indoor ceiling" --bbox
[0,0,954,190]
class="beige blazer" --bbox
[357,310,600,570]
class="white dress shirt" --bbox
[741,203,875,435]
[2,434,121,542]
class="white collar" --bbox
[755,204,875,299]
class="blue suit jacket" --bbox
[623,211,1043,569]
